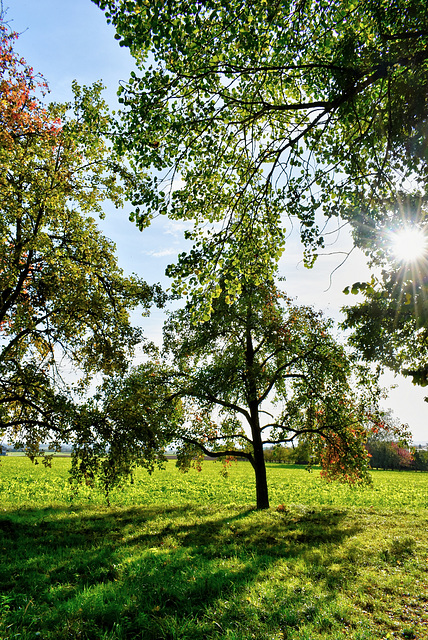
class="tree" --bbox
[0,18,157,454]
[413,447,428,471]
[159,280,391,509]
[92,1,428,422]
[342,196,428,387]
[94,0,428,313]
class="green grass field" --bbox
[1,458,427,639]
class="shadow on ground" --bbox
[0,503,363,639]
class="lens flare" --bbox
[391,228,427,263]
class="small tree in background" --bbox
[264,445,296,465]
[413,448,428,471]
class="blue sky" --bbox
[8,0,427,442]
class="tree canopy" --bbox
[92,0,428,423]
[158,279,391,509]
[94,0,428,315]
[0,18,157,455]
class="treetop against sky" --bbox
[7,0,428,442]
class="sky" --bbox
[7,0,428,443]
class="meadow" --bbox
[1,457,427,639]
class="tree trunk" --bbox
[249,399,270,509]
[245,313,270,509]
[253,446,270,509]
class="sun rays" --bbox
[390,227,428,263]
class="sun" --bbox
[391,227,427,263]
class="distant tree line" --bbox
[366,439,428,472]
[265,439,428,472]
[263,442,314,466]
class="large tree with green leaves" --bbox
[0,19,156,455]
[159,280,391,509]
[94,0,428,313]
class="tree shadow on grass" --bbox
[0,504,363,639]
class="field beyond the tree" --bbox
[1,458,427,639]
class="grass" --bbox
[0,458,427,639]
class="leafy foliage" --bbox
[92,0,428,427]
[0,18,157,452]
[94,0,428,314]
[413,447,428,471]
[69,360,184,503]
[0,20,58,143]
